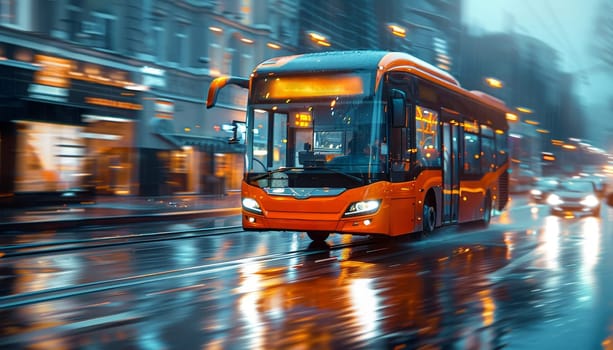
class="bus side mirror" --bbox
[206,76,249,109]
[390,89,407,128]
[228,120,245,144]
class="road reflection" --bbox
[221,232,512,349]
[1,200,612,349]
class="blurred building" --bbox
[0,0,299,201]
[298,0,378,51]
[296,1,461,76]
[374,0,462,75]
[11,1,588,200]
[458,31,586,180]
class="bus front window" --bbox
[247,97,385,187]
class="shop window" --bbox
[15,121,85,192]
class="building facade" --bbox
[374,0,462,75]
[295,0,462,75]
[0,0,300,202]
[457,31,586,180]
[0,0,464,203]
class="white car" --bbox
[530,177,559,204]
[547,180,601,217]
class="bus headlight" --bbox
[242,197,262,214]
[343,200,381,217]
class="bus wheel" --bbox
[307,231,329,242]
[423,203,436,234]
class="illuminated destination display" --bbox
[294,112,312,128]
[264,74,366,99]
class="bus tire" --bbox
[423,202,436,234]
[307,231,329,242]
[481,193,492,226]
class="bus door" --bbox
[442,112,460,224]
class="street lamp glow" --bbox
[308,31,331,47]
[516,107,533,113]
[505,112,519,122]
[308,31,327,42]
[387,23,406,38]
[485,77,503,88]
[551,139,564,146]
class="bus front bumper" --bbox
[242,210,385,235]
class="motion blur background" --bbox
[0,0,611,203]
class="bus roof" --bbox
[255,50,387,73]
[254,50,459,86]
[252,50,511,122]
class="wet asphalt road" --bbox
[0,195,612,349]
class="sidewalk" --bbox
[0,192,242,232]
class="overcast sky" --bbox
[462,0,599,71]
[462,0,611,146]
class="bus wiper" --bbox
[249,166,363,185]
[308,166,364,184]
[248,167,304,182]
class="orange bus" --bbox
[207,51,511,241]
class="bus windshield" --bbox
[245,73,387,188]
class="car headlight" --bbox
[546,194,563,206]
[242,197,262,214]
[580,195,599,208]
[343,200,381,217]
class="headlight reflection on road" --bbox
[539,216,561,271]
[238,261,265,350]
[349,278,380,340]
[579,217,600,303]
[530,206,539,219]
[581,217,601,270]
[479,289,496,327]
[503,231,515,260]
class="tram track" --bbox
[0,215,521,311]
[0,231,385,310]
[0,224,244,258]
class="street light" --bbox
[516,107,533,114]
[484,77,504,89]
[505,112,519,122]
[307,31,331,47]
[387,23,406,38]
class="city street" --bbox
[1,194,612,349]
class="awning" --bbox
[157,132,245,153]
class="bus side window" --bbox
[463,132,480,174]
[415,105,440,168]
[481,124,495,172]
